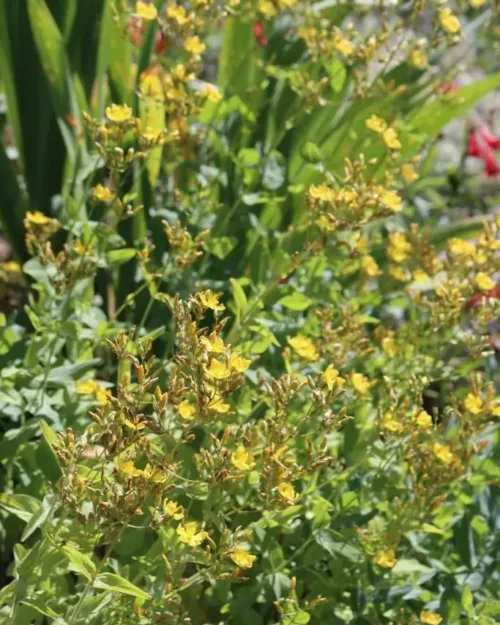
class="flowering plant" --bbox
[0,1,499,625]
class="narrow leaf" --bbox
[62,545,96,580]
[94,573,152,600]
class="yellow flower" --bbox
[389,265,408,281]
[413,409,432,429]
[287,335,318,361]
[413,269,429,283]
[203,84,222,102]
[166,4,188,25]
[163,499,184,520]
[178,400,197,420]
[309,184,335,202]
[409,48,428,69]
[135,1,158,20]
[230,353,251,373]
[492,405,500,417]
[117,458,143,477]
[231,445,255,471]
[95,385,111,406]
[278,482,298,502]
[470,0,486,6]
[142,126,162,142]
[374,548,397,568]
[383,127,402,150]
[362,255,380,277]
[75,380,98,395]
[378,189,403,212]
[439,8,461,33]
[177,522,208,547]
[324,365,343,391]
[143,463,166,484]
[316,215,337,232]
[207,394,230,413]
[231,547,256,569]
[475,272,495,292]
[366,115,387,133]
[204,359,232,380]
[1,261,22,274]
[382,411,404,434]
[92,184,113,203]
[388,232,411,263]
[351,373,370,395]
[25,211,51,226]
[184,35,205,55]
[105,103,133,123]
[121,415,146,430]
[382,336,396,358]
[420,611,443,625]
[278,481,297,502]
[448,238,475,256]
[433,442,454,465]
[199,289,225,311]
[401,163,419,182]
[72,239,86,256]
[464,393,483,415]
[333,34,355,57]
[259,0,278,17]
[278,0,297,7]
[200,335,225,354]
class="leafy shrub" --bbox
[0,1,499,625]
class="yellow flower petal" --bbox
[374,548,397,568]
[230,547,256,569]
[135,1,158,20]
[105,103,133,123]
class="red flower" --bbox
[481,127,500,150]
[469,283,500,308]
[466,126,500,178]
[484,151,500,177]
[467,130,481,157]
[155,31,167,54]
[253,21,268,47]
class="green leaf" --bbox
[27,0,69,116]
[21,495,56,542]
[230,278,248,321]
[278,292,312,311]
[325,58,346,93]
[477,601,500,618]
[392,559,432,574]
[94,0,113,117]
[300,141,323,164]
[218,18,265,111]
[46,358,101,382]
[94,573,152,600]
[205,236,238,260]
[409,73,500,143]
[316,531,363,563]
[106,248,137,266]
[0,580,17,607]
[40,418,60,447]
[262,152,286,191]
[462,585,474,617]
[0,493,41,523]
[21,598,60,619]
[62,545,96,580]
[294,611,311,624]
